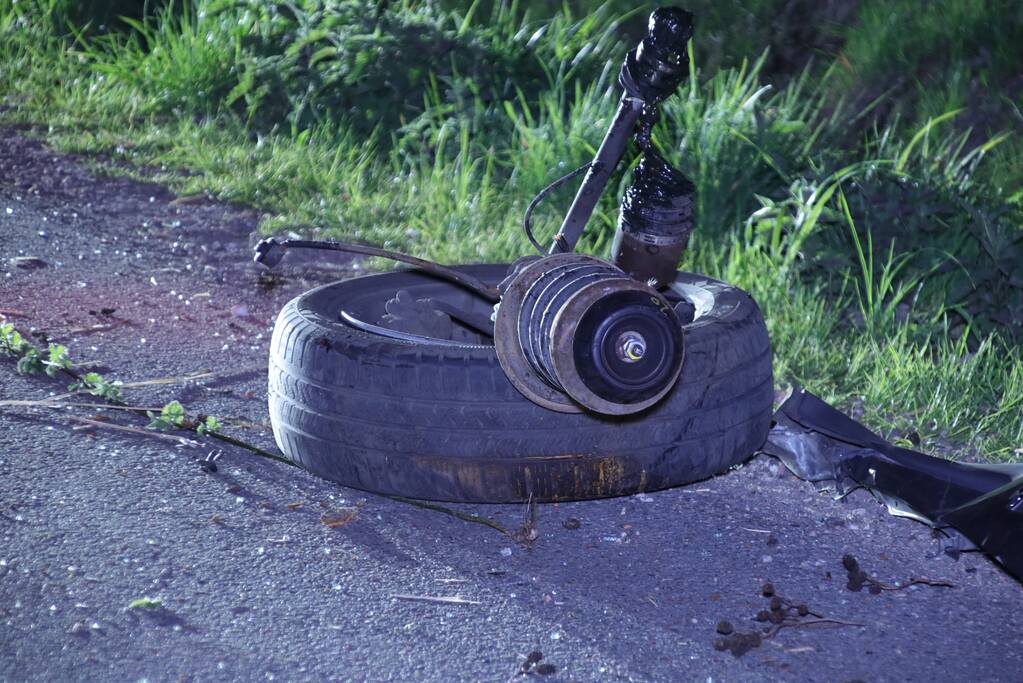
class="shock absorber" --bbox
[611,146,695,288]
[550,6,694,255]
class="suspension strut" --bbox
[255,6,699,417]
[495,7,696,414]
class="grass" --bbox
[0,0,1020,461]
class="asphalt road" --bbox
[1,126,1021,682]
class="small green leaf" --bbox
[196,415,222,436]
[127,597,162,610]
[161,401,186,425]
[44,343,70,377]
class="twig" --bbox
[768,617,865,637]
[0,398,165,411]
[62,323,118,336]
[387,495,513,538]
[207,431,293,466]
[390,594,481,605]
[68,416,201,447]
[118,364,266,388]
[868,576,955,591]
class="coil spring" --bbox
[515,259,625,393]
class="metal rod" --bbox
[550,95,646,254]
[254,237,501,302]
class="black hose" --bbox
[253,237,501,302]
[522,163,591,254]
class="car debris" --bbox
[247,6,1022,582]
[763,387,1023,581]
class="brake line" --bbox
[253,237,501,302]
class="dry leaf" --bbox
[320,508,358,529]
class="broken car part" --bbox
[552,7,694,256]
[259,7,701,417]
[493,253,683,415]
[764,388,1023,581]
[252,2,1020,595]
[257,7,779,500]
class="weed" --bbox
[146,400,187,432]
[127,597,162,610]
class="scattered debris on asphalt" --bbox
[712,583,863,657]
[10,256,47,270]
[513,650,558,678]
[320,507,359,529]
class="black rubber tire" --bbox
[268,264,773,502]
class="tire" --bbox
[268,264,773,503]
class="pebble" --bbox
[10,256,47,269]
[68,621,90,636]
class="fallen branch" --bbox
[0,323,521,540]
[0,398,269,430]
[118,364,267,388]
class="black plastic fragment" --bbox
[763,387,1023,582]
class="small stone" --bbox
[562,518,581,530]
[842,554,859,571]
[755,610,771,622]
[797,604,809,616]
[716,620,734,635]
[761,583,775,597]
[68,621,90,637]
[535,664,557,676]
[769,596,783,611]
[10,256,47,270]
[499,547,513,557]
